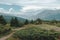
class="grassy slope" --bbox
[7,24,60,40]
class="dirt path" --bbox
[0,26,26,40]
[0,32,15,40]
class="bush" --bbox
[56,23,60,27]
[13,27,60,40]
[0,24,11,37]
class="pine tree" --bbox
[30,20,34,24]
[14,17,20,27]
[35,18,42,24]
[24,19,29,25]
[10,17,20,27]
[0,15,7,25]
[10,17,14,26]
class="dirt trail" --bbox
[0,32,15,40]
[0,27,26,40]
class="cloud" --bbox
[9,8,15,13]
[0,8,15,14]
[0,0,59,6]
[21,5,43,12]
[0,0,60,9]
[0,8,9,13]
[0,0,60,16]
[0,5,60,15]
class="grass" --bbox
[7,24,60,40]
[6,37,17,40]
[23,24,60,32]
[0,24,12,38]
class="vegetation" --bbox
[0,24,11,37]
[34,18,42,24]
[0,15,7,25]
[12,27,60,40]
[30,20,34,24]
[24,19,29,25]
[10,17,20,27]
[0,15,60,40]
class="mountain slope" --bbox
[30,9,60,20]
[0,13,26,23]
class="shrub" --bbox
[24,19,29,25]
[13,27,60,40]
[0,25,11,37]
[34,18,42,25]
[56,23,60,27]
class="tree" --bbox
[35,18,42,24]
[0,15,7,25]
[30,20,34,24]
[14,17,20,27]
[24,19,29,25]
[10,17,20,27]
[10,17,14,26]
[50,20,57,25]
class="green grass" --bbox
[7,24,60,40]
[7,26,60,40]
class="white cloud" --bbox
[0,2,12,5]
[0,8,15,14]
[0,0,59,6]
[0,8,4,12]
[21,5,43,12]
[0,0,59,9]
[0,5,60,15]
[9,8,15,13]
[0,8,9,13]
[0,0,60,10]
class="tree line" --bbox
[0,15,31,27]
[0,15,59,27]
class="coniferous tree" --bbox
[35,18,42,24]
[50,20,57,24]
[10,17,20,27]
[0,15,7,25]
[30,20,34,24]
[10,17,14,26]
[24,19,29,25]
[14,17,20,27]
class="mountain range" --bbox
[29,9,60,20]
[0,9,60,21]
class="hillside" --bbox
[0,13,26,23]
[30,9,60,20]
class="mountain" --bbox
[29,9,60,20]
[0,13,26,23]
[19,9,44,19]
[0,8,60,21]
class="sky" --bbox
[0,0,60,16]
[0,0,60,7]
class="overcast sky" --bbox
[0,0,60,6]
[0,0,60,16]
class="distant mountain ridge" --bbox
[0,13,26,23]
[29,9,60,20]
[0,9,60,21]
